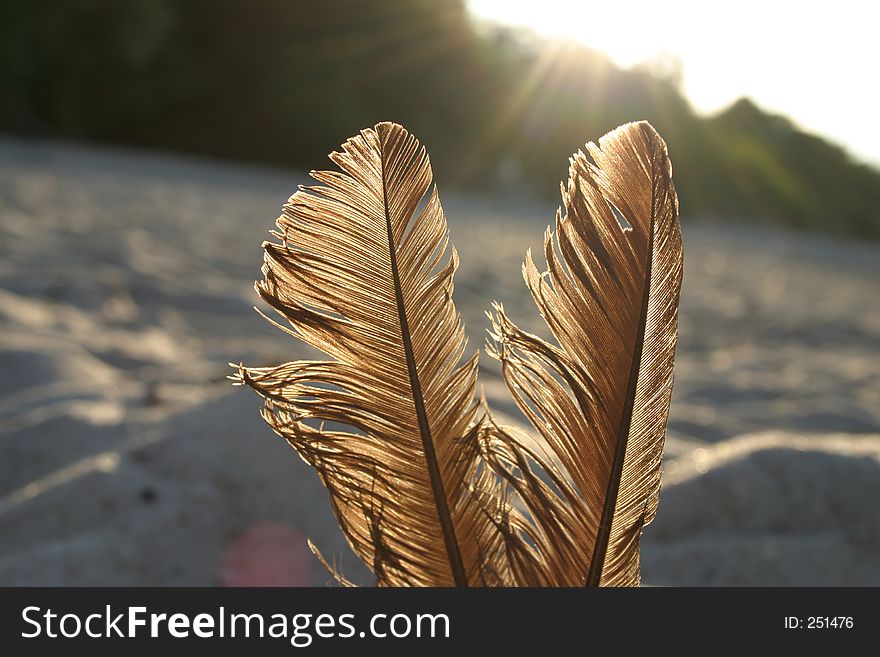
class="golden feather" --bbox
[233,120,682,587]
[485,121,683,586]
[233,122,511,586]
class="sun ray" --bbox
[453,40,574,184]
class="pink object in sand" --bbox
[220,522,312,587]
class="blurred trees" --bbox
[2,0,878,238]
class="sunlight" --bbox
[456,40,572,181]
[471,0,663,68]
[468,0,880,165]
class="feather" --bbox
[485,121,683,586]
[233,122,510,586]
[232,120,682,587]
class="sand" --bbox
[1,137,878,586]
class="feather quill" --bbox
[234,120,682,587]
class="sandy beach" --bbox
[1,137,878,586]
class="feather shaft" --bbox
[380,151,467,586]
[585,138,660,586]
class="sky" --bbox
[468,0,880,167]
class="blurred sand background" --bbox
[1,138,878,586]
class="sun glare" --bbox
[468,0,880,166]
[470,0,662,68]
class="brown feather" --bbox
[233,122,510,586]
[485,121,683,586]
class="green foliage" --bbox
[2,0,878,238]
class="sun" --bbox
[468,0,665,68]
[467,0,880,166]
